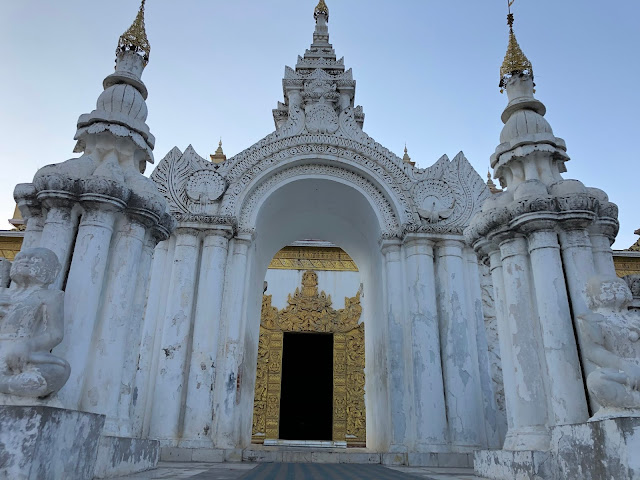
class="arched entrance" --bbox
[235,173,397,452]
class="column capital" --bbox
[204,225,234,240]
[499,235,529,260]
[435,238,465,258]
[380,238,402,256]
[558,228,592,250]
[174,227,202,238]
[403,234,435,258]
[527,229,560,254]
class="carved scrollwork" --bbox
[151,145,229,218]
[305,101,339,134]
[413,179,455,223]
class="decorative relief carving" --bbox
[252,271,366,446]
[185,170,226,212]
[269,246,358,272]
[414,179,455,223]
[237,164,400,237]
[151,145,229,219]
[305,101,339,134]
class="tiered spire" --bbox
[74,0,155,170]
[210,140,227,164]
[402,145,415,166]
[116,0,150,66]
[499,8,533,92]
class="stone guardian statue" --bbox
[578,276,640,420]
[0,248,70,398]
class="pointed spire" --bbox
[117,0,151,66]
[210,139,227,164]
[314,0,329,22]
[499,5,533,92]
[402,145,415,167]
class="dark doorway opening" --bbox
[279,332,333,440]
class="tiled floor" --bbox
[114,462,487,480]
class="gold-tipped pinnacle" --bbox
[499,7,533,91]
[117,0,151,65]
[314,0,329,21]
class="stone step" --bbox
[160,446,473,468]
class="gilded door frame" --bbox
[252,270,366,446]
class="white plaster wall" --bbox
[264,269,361,309]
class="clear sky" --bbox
[0,1,638,249]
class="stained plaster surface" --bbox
[113,462,487,480]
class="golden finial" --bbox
[210,138,227,164]
[402,144,415,167]
[486,170,502,194]
[314,0,329,21]
[499,1,533,92]
[117,0,151,66]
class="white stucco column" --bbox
[138,238,176,437]
[589,230,617,278]
[181,226,233,447]
[21,214,45,250]
[213,235,251,448]
[527,229,588,425]
[488,249,516,438]
[131,237,171,437]
[558,228,596,317]
[381,239,411,452]
[149,228,201,443]
[403,235,448,451]
[435,239,484,449]
[38,196,78,289]
[498,236,549,451]
[80,213,148,436]
[117,228,160,431]
[465,248,500,448]
[14,185,44,250]
[57,197,123,408]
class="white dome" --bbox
[500,109,552,144]
[96,83,147,122]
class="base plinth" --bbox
[0,405,105,480]
[93,435,160,478]
[474,417,640,479]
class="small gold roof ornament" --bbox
[499,1,533,92]
[314,0,329,21]
[117,0,151,66]
[210,139,227,164]
[402,144,415,167]
[487,170,502,194]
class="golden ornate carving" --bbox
[0,236,24,261]
[117,0,151,65]
[500,12,533,91]
[314,0,329,20]
[268,246,358,272]
[614,256,640,278]
[252,270,366,446]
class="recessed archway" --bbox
[237,176,394,451]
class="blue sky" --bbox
[0,1,638,249]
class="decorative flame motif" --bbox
[117,0,151,65]
[499,11,533,91]
[314,0,329,21]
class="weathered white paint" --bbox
[403,236,448,451]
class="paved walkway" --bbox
[114,462,486,480]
